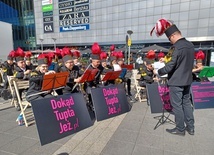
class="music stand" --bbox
[88,69,99,81]
[153,83,175,130]
[42,72,69,91]
[102,71,122,81]
[198,67,214,78]
[71,69,99,91]
[78,69,92,83]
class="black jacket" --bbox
[158,38,194,86]
[26,70,44,100]
[2,61,15,76]
[59,65,80,93]
[14,65,31,80]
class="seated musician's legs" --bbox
[26,95,44,102]
[138,81,148,100]
[26,93,53,103]
[87,93,95,111]
[85,87,94,111]
[18,89,25,101]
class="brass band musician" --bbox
[26,54,55,102]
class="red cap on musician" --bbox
[37,54,49,66]
[15,47,25,62]
[25,51,32,61]
[72,50,81,59]
[158,52,165,59]
[100,52,107,62]
[91,42,101,60]
[117,51,124,61]
[195,50,205,63]
[62,47,73,63]
[7,50,16,60]
[150,18,180,38]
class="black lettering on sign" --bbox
[59,7,74,14]
[75,4,89,12]
[43,11,53,17]
[59,17,89,26]
[58,1,74,8]
[74,0,89,5]
[59,11,89,20]
[43,17,53,23]
[44,22,54,33]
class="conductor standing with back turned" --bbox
[151,18,195,136]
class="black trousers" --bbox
[169,85,195,131]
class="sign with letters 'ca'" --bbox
[31,93,93,145]
[91,84,131,121]
[146,83,173,113]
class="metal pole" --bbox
[41,41,43,53]
[128,44,131,65]
[39,39,44,53]
[125,35,128,64]
[52,38,56,52]
[127,30,133,65]
[54,42,56,52]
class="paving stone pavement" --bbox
[0,95,214,155]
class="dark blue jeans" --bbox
[169,85,195,131]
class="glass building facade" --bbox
[0,0,36,50]
[33,0,214,65]
[33,0,214,46]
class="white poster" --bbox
[210,52,214,67]
[42,0,53,6]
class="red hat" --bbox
[25,51,32,61]
[62,47,73,62]
[15,47,25,62]
[47,52,56,63]
[158,52,165,58]
[109,51,118,62]
[37,54,50,66]
[110,44,115,52]
[195,50,205,63]
[72,50,81,59]
[147,50,156,59]
[117,51,124,61]
[91,42,101,60]
[7,50,16,60]
[100,52,107,62]
[150,18,179,38]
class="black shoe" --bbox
[166,128,185,136]
[186,128,194,135]
[128,92,132,96]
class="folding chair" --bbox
[132,70,146,102]
[0,68,5,87]
[13,79,34,127]
[6,75,17,106]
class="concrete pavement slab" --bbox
[0,133,19,148]
[0,136,38,154]
[132,145,164,155]
[100,140,135,155]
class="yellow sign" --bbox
[128,39,131,46]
